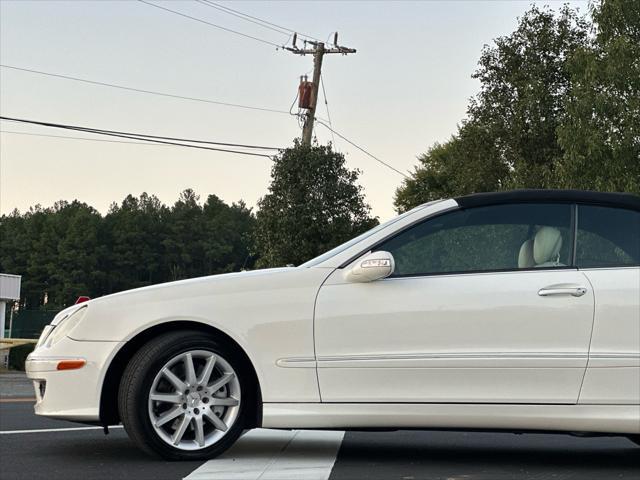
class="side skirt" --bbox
[262,403,640,435]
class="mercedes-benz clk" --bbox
[26,190,640,460]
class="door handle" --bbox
[538,285,587,297]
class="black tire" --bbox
[118,330,254,460]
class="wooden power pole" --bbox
[285,34,356,146]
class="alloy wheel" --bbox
[147,349,241,451]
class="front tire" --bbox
[118,330,252,460]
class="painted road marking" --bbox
[0,397,36,403]
[0,425,124,435]
[185,429,345,480]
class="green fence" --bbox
[10,310,60,339]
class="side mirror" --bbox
[344,251,395,283]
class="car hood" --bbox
[88,267,296,306]
[49,268,296,326]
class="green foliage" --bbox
[104,193,169,292]
[0,191,255,309]
[556,0,640,191]
[470,4,589,188]
[395,0,639,212]
[254,141,378,267]
[394,120,507,212]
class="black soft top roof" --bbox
[455,189,640,211]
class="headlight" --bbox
[35,325,55,348]
[46,306,88,346]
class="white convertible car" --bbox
[27,190,640,459]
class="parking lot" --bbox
[1,373,638,480]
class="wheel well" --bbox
[100,321,262,428]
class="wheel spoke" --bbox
[155,406,183,427]
[209,373,234,392]
[162,368,186,391]
[150,392,183,404]
[204,409,228,432]
[210,397,239,407]
[184,353,197,387]
[197,355,217,386]
[194,416,205,447]
[172,415,191,445]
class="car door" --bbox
[314,202,595,404]
[575,204,640,404]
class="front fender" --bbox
[70,267,333,402]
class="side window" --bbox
[576,205,640,268]
[378,203,573,276]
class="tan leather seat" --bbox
[518,227,564,268]
[533,226,563,267]
[518,239,535,268]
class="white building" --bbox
[0,273,21,339]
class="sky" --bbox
[0,0,588,221]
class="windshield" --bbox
[300,201,440,267]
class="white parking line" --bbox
[0,425,124,435]
[184,429,345,480]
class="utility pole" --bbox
[285,34,356,146]
[303,42,324,146]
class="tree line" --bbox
[0,191,257,308]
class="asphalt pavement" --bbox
[331,430,639,480]
[1,372,638,480]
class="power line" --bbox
[320,74,337,148]
[0,64,290,115]
[0,117,279,158]
[196,0,291,37]
[138,0,283,48]
[1,116,282,150]
[198,0,321,42]
[1,129,271,158]
[314,120,409,178]
[1,130,179,147]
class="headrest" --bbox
[533,227,563,264]
[518,239,535,268]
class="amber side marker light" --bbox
[56,360,86,371]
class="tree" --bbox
[469,4,589,188]
[254,141,378,267]
[395,120,507,212]
[21,206,55,308]
[162,189,207,281]
[202,195,256,273]
[104,193,168,292]
[395,4,590,211]
[49,200,103,306]
[0,201,104,308]
[556,0,640,192]
[161,189,257,280]
[0,209,33,307]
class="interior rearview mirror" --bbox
[344,251,395,283]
